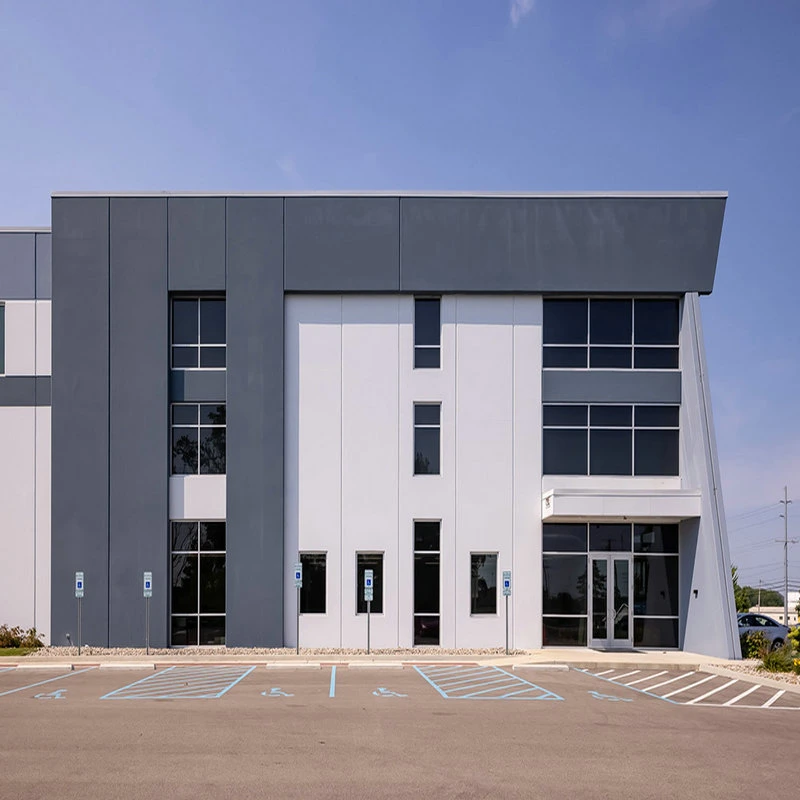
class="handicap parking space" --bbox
[414,664,563,701]
[100,665,256,700]
[577,667,800,710]
[0,666,99,699]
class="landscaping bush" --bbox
[0,625,45,649]
[760,644,795,673]
[787,625,799,653]
[740,631,769,659]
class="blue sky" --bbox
[1,0,798,593]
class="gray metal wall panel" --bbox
[0,233,36,299]
[109,198,169,647]
[169,370,227,403]
[168,197,226,291]
[51,197,110,646]
[400,197,725,293]
[542,370,682,404]
[226,197,284,646]
[35,233,52,299]
[284,197,400,291]
[0,377,51,405]
[0,304,4,374]
[35,376,51,405]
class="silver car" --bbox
[737,613,789,650]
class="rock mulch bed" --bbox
[26,646,527,657]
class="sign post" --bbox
[294,562,303,655]
[143,572,153,655]
[74,571,84,656]
[364,569,374,655]
[502,570,512,655]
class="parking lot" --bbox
[1,663,798,799]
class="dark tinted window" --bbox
[414,298,440,346]
[634,617,678,648]
[172,346,198,368]
[590,430,631,475]
[634,299,679,345]
[173,405,198,425]
[543,405,587,427]
[200,299,226,344]
[414,404,440,425]
[471,554,497,614]
[171,554,197,613]
[590,347,631,369]
[544,299,587,344]
[199,617,225,646]
[201,404,226,425]
[172,299,198,344]
[414,616,440,646]
[633,556,679,616]
[634,347,679,369]
[300,553,326,614]
[200,522,226,551]
[199,555,225,613]
[542,617,587,646]
[414,552,440,613]
[543,346,587,368]
[543,524,587,553]
[172,428,199,474]
[414,521,440,551]
[635,406,679,428]
[414,348,440,369]
[590,405,631,427]
[200,429,226,474]
[172,521,198,551]
[590,300,631,344]
[200,347,227,368]
[356,553,383,614]
[414,428,440,475]
[542,554,587,614]
[590,524,632,552]
[634,430,679,475]
[543,430,587,474]
[171,616,198,646]
[634,524,679,553]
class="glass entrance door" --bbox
[589,555,632,649]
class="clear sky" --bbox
[1,0,798,595]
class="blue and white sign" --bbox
[143,571,153,598]
[294,562,303,589]
[364,569,374,603]
[502,570,512,597]
[75,571,84,599]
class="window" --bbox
[414,521,440,645]
[414,403,441,475]
[171,404,226,475]
[170,521,226,645]
[414,297,441,368]
[470,554,497,614]
[0,303,4,375]
[356,553,383,614]
[172,297,226,369]
[300,553,326,614]
[543,404,679,476]
[543,298,679,370]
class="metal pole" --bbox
[783,486,790,626]
[367,599,371,655]
[146,596,150,656]
[78,596,82,657]
[505,594,509,655]
[296,586,300,656]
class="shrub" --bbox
[0,625,45,649]
[760,644,795,673]
[787,626,799,653]
[740,631,769,659]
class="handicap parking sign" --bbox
[75,571,84,599]
[502,570,511,597]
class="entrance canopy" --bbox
[542,488,701,523]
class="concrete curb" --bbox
[347,662,404,669]
[99,663,157,670]
[16,662,76,671]
[513,664,570,672]
[265,663,321,670]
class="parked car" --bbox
[737,613,790,650]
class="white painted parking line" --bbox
[661,675,716,699]
[723,684,761,706]
[686,679,738,705]
[593,669,615,677]
[0,667,96,697]
[625,671,668,686]
[423,666,477,677]
[611,670,640,681]
[641,672,696,692]
[762,690,785,708]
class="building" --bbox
[0,192,741,657]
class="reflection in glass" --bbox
[471,554,497,614]
[199,555,225,613]
[634,524,679,554]
[201,404,226,425]
[633,556,679,616]
[414,615,440,646]
[543,524,587,553]
[200,428,226,474]
[542,617,587,646]
[172,521,198,552]
[200,522,226,551]
[199,617,226,646]
[634,617,679,648]
[543,555,587,614]
[171,616,198,646]
[172,428,198,474]
[172,554,198,614]
[592,559,607,640]
[613,559,629,640]
[589,524,632,552]
[414,428,440,475]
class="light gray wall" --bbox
[0,233,36,299]
[679,293,740,658]
[108,198,169,647]
[226,197,285,646]
[542,371,681,404]
[168,198,226,291]
[51,198,110,646]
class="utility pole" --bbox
[779,487,793,626]
[757,579,762,612]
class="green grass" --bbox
[0,648,34,657]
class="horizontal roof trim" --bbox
[0,227,51,233]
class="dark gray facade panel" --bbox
[284,197,400,291]
[0,376,34,405]
[167,197,226,291]
[109,198,169,647]
[400,197,725,294]
[35,376,51,406]
[0,232,36,299]
[226,197,285,646]
[542,370,682,404]
[169,370,227,403]
[35,233,52,299]
[51,197,110,646]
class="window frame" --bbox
[413,520,441,645]
[171,296,227,371]
[171,403,227,476]
[413,402,441,475]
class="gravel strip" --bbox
[26,646,527,657]
[718,661,800,686]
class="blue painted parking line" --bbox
[329,666,337,698]
[101,665,256,700]
[415,665,562,701]
[0,667,97,697]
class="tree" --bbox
[731,566,750,613]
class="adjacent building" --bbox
[0,192,741,657]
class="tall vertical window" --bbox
[172,297,226,369]
[414,403,441,475]
[300,553,327,614]
[171,521,226,646]
[171,404,226,475]
[356,553,383,614]
[414,297,441,368]
[0,303,4,375]
[414,522,440,645]
[470,554,498,614]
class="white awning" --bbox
[542,488,702,523]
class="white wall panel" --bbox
[36,301,51,376]
[168,476,226,520]
[0,407,35,629]
[35,407,51,642]
[4,301,36,375]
